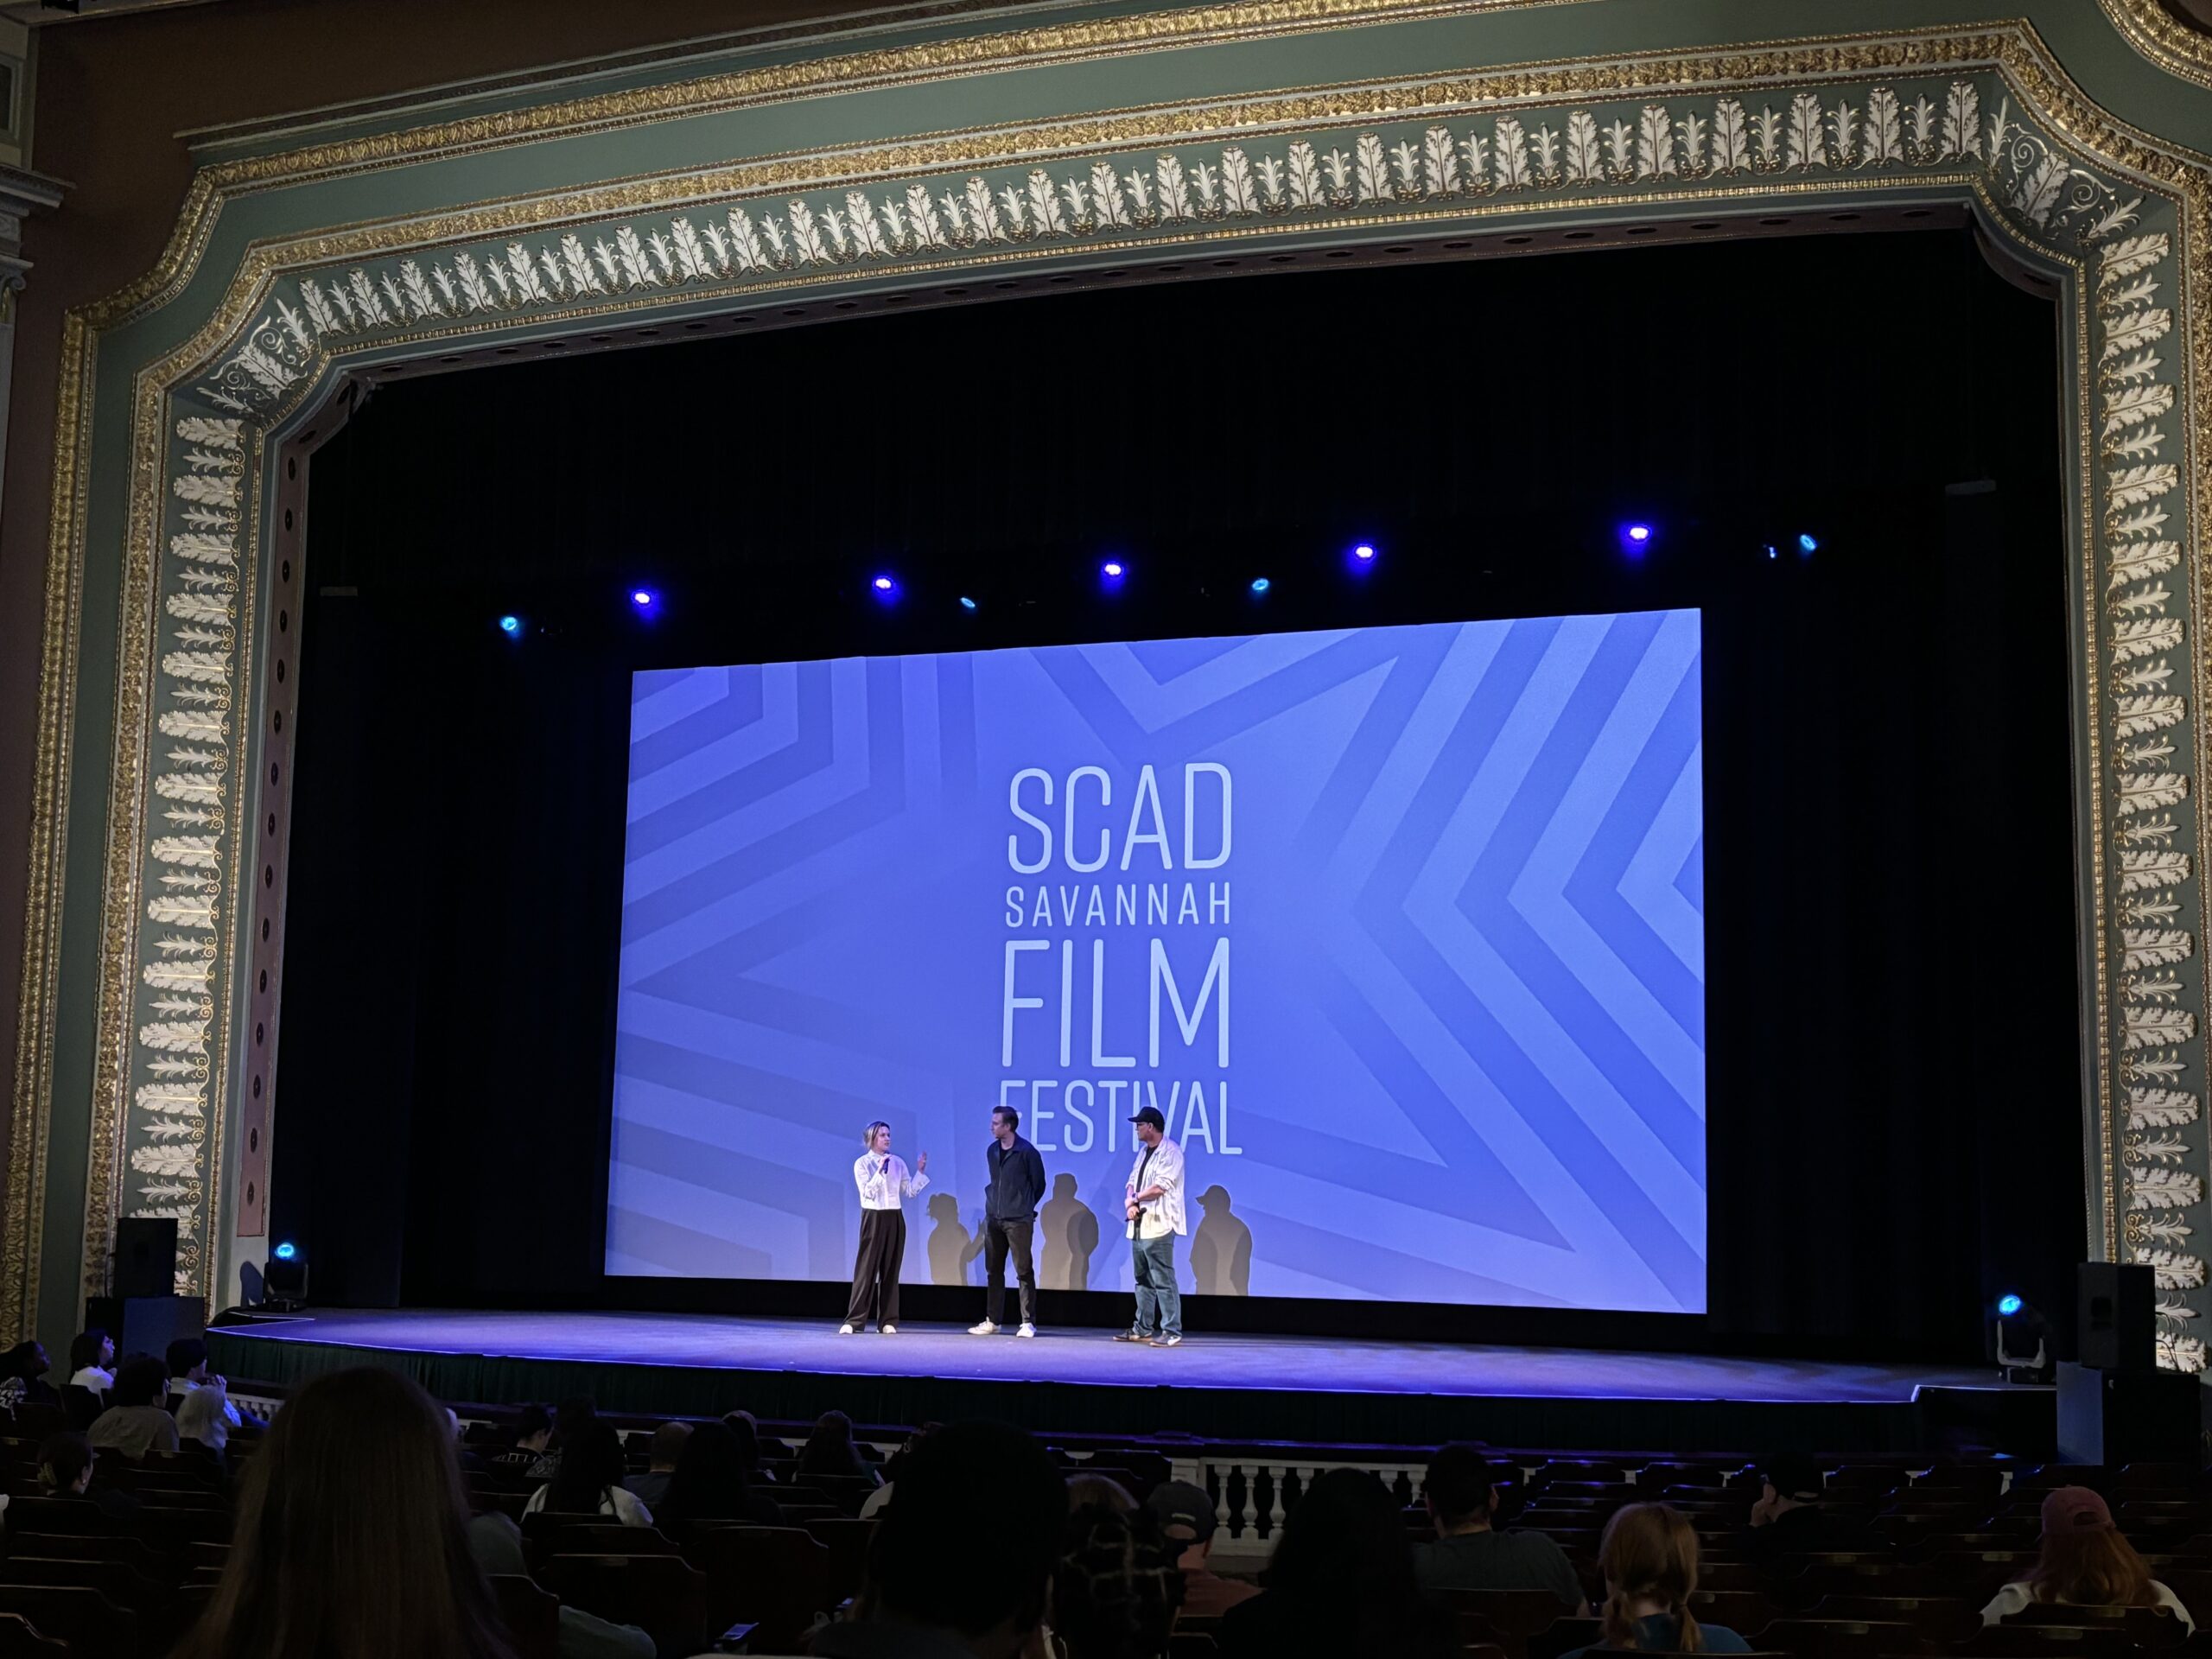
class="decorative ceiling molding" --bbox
[2101,0,2212,90]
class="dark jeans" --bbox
[845,1210,906,1327]
[985,1216,1037,1325]
[1131,1233,1181,1338]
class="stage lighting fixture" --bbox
[871,575,899,601]
[1993,1291,2051,1383]
[1998,1293,2024,1317]
[498,614,521,636]
[1626,524,1653,543]
[1765,545,1778,560]
[264,1240,308,1310]
[1353,543,1376,562]
[1103,561,1125,578]
[1250,577,1272,594]
[630,588,658,612]
[274,1241,297,1262]
[959,596,978,612]
[1798,532,1819,553]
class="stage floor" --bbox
[215,1307,1989,1403]
[207,1309,2047,1454]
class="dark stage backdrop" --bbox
[278,228,2082,1359]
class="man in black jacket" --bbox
[970,1105,1046,1338]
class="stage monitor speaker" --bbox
[2079,1261,2156,1371]
[80,1294,203,1361]
[111,1217,176,1299]
[2056,1361,2202,1466]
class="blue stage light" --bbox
[273,1242,297,1262]
[871,575,899,602]
[1353,543,1376,562]
[1765,545,1777,560]
[498,614,521,635]
[629,588,658,612]
[959,596,977,612]
[1250,577,1271,594]
[1626,524,1653,543]
[1103,561,1125,579]
[1997,1293,2024,1317]
[1798,532,1819,553]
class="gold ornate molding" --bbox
[2101,0,2212,92]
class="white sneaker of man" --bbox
[1016,1323,1036,1338]
[837,1323,856,1335]
[880,1325,898,1335]
[968,1319,999,1336]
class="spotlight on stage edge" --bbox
[273,1241,298,1262]
[1620,522,1655,553]
[959,596,978,612]
[1101,560,1126,582]
[1249,577,1272,594]
[629,588,659,613]
[1798,532,1820,554]
[1351,542,1377,568]
[871,574,899,602]
[1997,1293,2024,1317]
[498,614,521,636]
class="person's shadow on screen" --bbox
[1192,1185,1252,1296]
[1040,1173,1100,1292]
[927,1193,984,1287]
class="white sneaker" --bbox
[837,1323,855,1335]
[1155,1334,1183,1348]
[968,1320,1000,1336]
[880,1324,897,1335]
[1017,1323,1036,1338]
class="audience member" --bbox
[721,1408,779,1482]
[526,1419,652,1525]
[531,1395,597,1482]
[813,1419,1065,1658]
[86,1354,180,1459]
[1217,1466,1456,1659]
[1745,1456,1870,1559]
[1415,1443,1587,1611]
[176,1376,232,1459]
[173,1365,516,1659]
[1054,1502,1184,1659]
[627,1421,690,1510]
[167,1337,262,1432]
[2,1339,59,1406]
[35,1429,140,1521]
[466,1510,656,1658]
[655,1420,783,1533]
[858,1422,938,1521]
[493,1403,556,1471]
[67,1327,115,1390]
[1981,1487,2196,1631]
[797,1408,881,1484]
[1067,1471,1138,1512]
[1561,1503,1751,1657]
[1146,1478,1258,1618]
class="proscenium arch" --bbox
[11,1,2209,1362]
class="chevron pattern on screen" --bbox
[608,609,1706,1313]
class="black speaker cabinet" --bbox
[2056,1361,2203,1466]
[2079,1261,2157,1371]
[111,1217,177,1300]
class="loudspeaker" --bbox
[111,1217,177,1299]
[2079,1261,2156,1371]
[2056,1361,2202,1465]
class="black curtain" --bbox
[276,228,2082,1357]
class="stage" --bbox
[206,1309,2051,1455]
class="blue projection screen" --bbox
[607,610,1707,1313]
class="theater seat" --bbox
[0,1585,139,1659]
[0,1613,67,1656]
[486,1573,561,1659]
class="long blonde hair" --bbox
[1599,1503,1704,1651]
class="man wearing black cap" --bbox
[1116,1105,1186,1347]
[1147,1479,1258,1618]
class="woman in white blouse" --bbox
[842,1121,928,1336]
